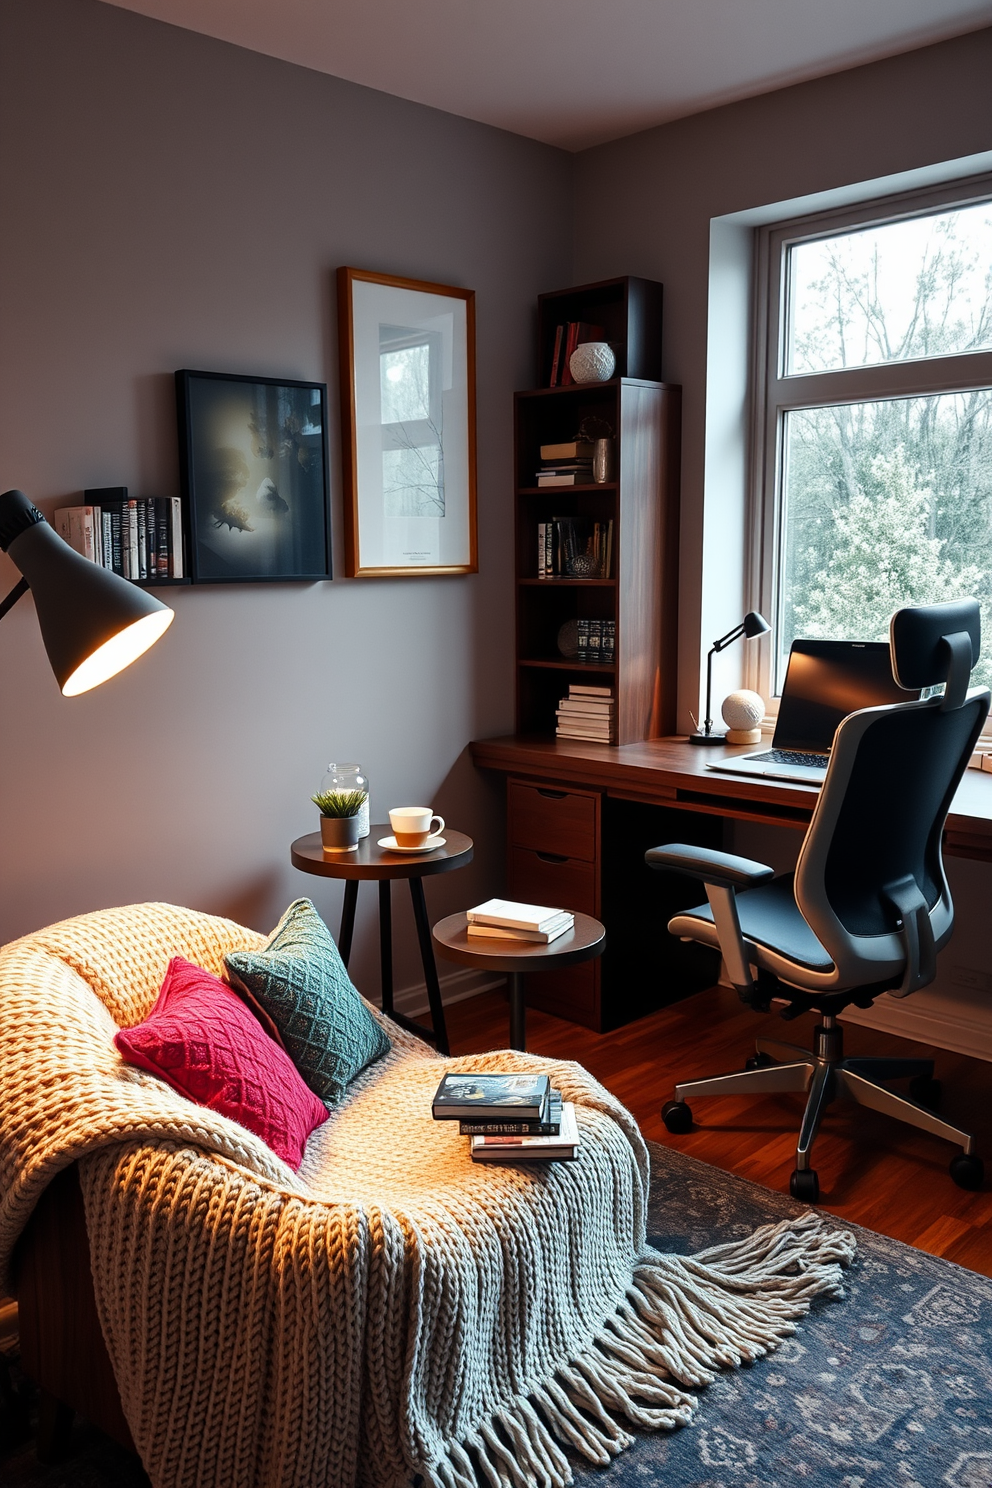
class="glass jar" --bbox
[319,762,370,838]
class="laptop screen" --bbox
[773,639,914,754]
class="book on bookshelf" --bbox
[548,325,566,387]
[536,519,612,579]
[540,441,595,461]
[460,1090,563,1137]
[432,1071,551,1121]
[556,683,617,742]
[470,1101,579,1162]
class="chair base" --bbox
[666,1016,981,1200]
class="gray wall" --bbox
[0,0,572,998]
[572,27,992,730]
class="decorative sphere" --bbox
[569,341,616,384]
[557,618,580,659]
[722,689,765,730]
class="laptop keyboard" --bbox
[751,749,830,768]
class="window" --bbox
[752,181,992,700]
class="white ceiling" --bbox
[100,0,992,151]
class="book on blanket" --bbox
[459,1089,563,1136]
[431,1070,551,1121]
[471,1101,579,1162]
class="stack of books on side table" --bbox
[465,899,575,944]
[556,684,616,742]
[432,1071,579,1164]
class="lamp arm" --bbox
[0,577,29,623]
[712,621,746,653]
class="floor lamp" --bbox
[0,489,173,693]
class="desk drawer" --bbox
[508,781,598,862]
[508,846,597,916]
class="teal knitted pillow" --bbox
[225,899,390,1105]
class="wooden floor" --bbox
[444,984,992,1277]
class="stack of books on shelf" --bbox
[547,324,605,387]
[465,898,575,944]
[54,487,184,581]
[536,440,594,486]
[537,517,613,578]
[556,683,616,742]
[432,1070,579,1164]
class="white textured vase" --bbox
[569,341,616,384]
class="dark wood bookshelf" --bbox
[514,377,680,744]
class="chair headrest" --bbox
[890,599,980,710]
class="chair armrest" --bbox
[644,844,775,890]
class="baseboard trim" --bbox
[840,986,992,1063]
[389,966,504,1019]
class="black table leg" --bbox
[409,878,450,1056]
[378,880,393,1017]
[508,972,527,1051]
[338,879,359,968]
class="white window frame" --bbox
[746,172,992,718]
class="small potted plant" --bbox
[312,787,368,852]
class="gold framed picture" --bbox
[337,268,477,577]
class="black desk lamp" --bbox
[0,489,174,693]
[689,610,770,745]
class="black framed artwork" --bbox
[176,369,330,582]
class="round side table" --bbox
[432,912,605,1052]
[291,827,473,1056]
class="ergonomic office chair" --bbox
[647,600,989,1203]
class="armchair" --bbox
[648,600,989,1203]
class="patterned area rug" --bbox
[1,1143,990,1488]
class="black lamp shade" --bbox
[743,610,771,639]
[1,490,173,695]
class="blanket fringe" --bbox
[421,1212,854,1488]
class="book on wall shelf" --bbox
[55,488,188,583]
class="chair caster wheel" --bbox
[789,1168,819,1203]
[909,1075,942,1110]
[662,1100,693,1134]
[745,1052,776,1071]
[950,1153,984,1191]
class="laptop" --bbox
[706,637,914,785]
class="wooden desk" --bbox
[469,734,992,1030]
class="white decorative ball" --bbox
[722,689,765,730]
[569,341,616,384]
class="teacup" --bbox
[389,807,444,848]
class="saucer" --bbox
[378,834,446,854]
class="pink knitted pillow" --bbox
[114,955,328,1168]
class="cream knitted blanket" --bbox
[0,903,856,1488]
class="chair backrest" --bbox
[794,601,990,991]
